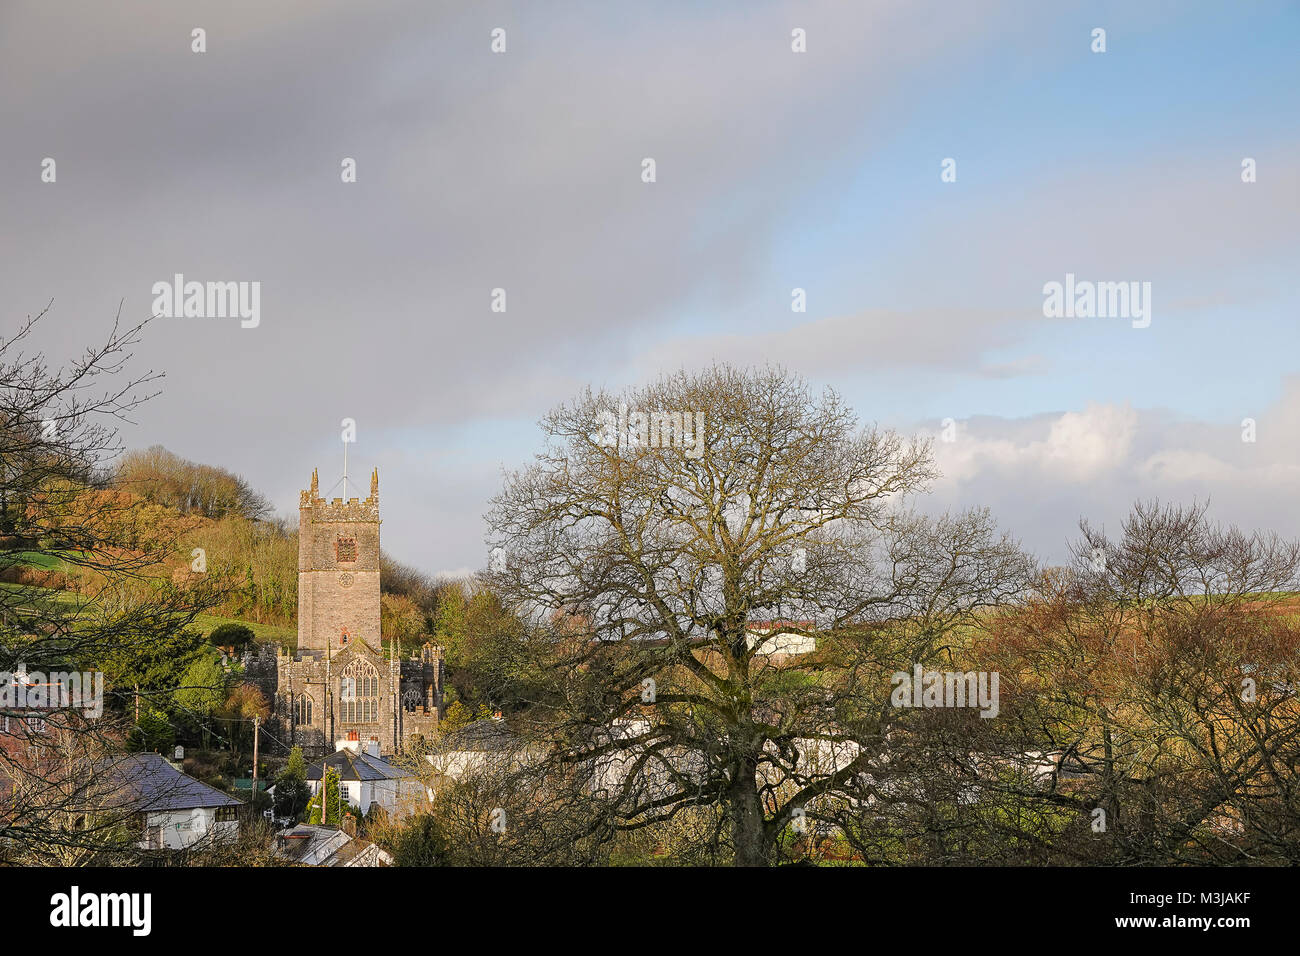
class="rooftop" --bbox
[98,752,243,812]
[274,824,390,867]
[306,748,412,782]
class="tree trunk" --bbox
[730,755,769,866]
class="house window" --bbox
[336,536,357,563]
[294,695,314,725]
[216,806,238,823]
[339,659,379,723]
[26,715,46,734]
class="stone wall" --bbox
[267,642,445,757]
[296,468,382,653]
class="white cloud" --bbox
[923,381,1300,563]
[934,403,1136,483]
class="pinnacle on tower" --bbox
[371,467,379,499]
[310,467,319,498]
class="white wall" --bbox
[141,807,238,850]
[310,775,426,818]
[746,630,817,656]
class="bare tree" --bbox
[484,365,1035,865]
[0,304,227,862]
[984,500,1300,864]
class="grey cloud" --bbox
[1,0,1288,576]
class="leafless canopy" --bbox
[482,365,1035,865]
[0,305,226,863]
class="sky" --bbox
[2,0,1297,577]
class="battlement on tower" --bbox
[299,467,380,520]
[300,495,380,521]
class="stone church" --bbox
[250,468,443,757]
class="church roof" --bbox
[295,637,385,664]
[306,749,411,783]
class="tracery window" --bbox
[336,536,357,562]
[339,658,379,723]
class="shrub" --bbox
[209,622,256,654]
[127,708,175,753]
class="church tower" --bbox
[261,464,442,758]
[297,467,381,653]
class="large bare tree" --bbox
[484,365,1035,865]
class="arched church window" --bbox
[340,658,379,723]
[336,536,357,563]
[294,695,313,725]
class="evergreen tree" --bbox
[307,767,341,826]
[273,746,311,821]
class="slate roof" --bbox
[305,749,411,783]
[100,753,243,812]
[330,836,379,866]
[274,824,389,866]
[275,824,349,864]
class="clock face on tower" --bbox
[339,572,354,589]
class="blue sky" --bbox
[1,0,1296,575]
[654,1,1300,423]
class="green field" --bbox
[192,613,295,646]
[0,579,295,646]
[0,549,73,572]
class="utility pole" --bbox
[325,632,333,753]
[391,635,400,756]
[251,715,260,802]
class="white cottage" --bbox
[305,740,428,818]
[101,752,242,850]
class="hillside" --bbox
[0,445,445,649]
[0,578,296,648]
